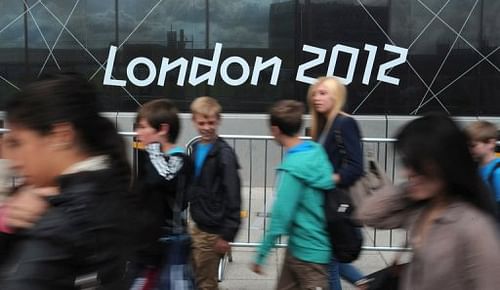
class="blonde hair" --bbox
[466,121,498,143]
[190,96,222,118]
[307,76,347,140]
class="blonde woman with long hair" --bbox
[308,76,367,290]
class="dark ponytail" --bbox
[6,73,131,185]
[72,115,131,185]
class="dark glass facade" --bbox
[0,0,499,115]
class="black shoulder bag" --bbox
[323,186,364,263]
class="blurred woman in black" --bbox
[0,73,132,289]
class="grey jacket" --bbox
[358,186,500,290]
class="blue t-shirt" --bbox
[479,158,500,201]
[194,143,213,178]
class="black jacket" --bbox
[131,145,192,265]
[0,169,132,290]
[189,138,242,242]
[322,114,364,188]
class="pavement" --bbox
[218,229,407,290]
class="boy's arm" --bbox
[219,147,242,242]
[255,171,303,265]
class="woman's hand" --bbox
[333,173,341,184]
[5,187,58,229]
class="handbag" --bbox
[333,124,394,207]
[348,158,394,207]
[365,262,408,290]
[364,240,409,290]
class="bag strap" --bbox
[487,161,500,192]
[333,115,366,172]
[332,115,349,167]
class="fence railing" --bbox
[0,129,409,281]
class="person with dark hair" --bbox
[307,76,367,290]
[358,114,500,290]
[127,99,195,289]
[251,100,334,290]
[0,73,133,289]
[0,118,56,264]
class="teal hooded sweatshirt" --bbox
[255,141,334,265]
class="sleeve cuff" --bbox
[220,229,236,242]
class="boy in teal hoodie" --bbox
[251,100,334,290]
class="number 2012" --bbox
[296,44,408,86]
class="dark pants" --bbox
[127,233,195,290]
[158,234,195,289]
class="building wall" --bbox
[0,1,499,115]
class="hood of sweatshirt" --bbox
[278,141,334,190]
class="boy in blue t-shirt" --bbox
[188,96,242,290]
[466,120,500,219]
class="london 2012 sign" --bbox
[103,42,408,88]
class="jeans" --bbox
[329,259,364,290]
[126,234,196,290]
[158,234,196,290]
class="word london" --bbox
[103,42,408,88]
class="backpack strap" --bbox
[487,161,500,192]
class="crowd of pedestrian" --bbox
[0,73,498,290]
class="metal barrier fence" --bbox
[185,134,410,253]
[0,128,407,251]
[0,129,407,281]
[0,129,409,252]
